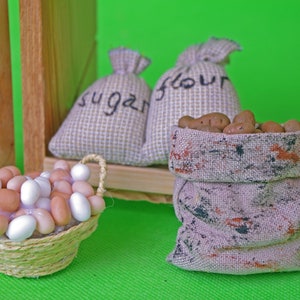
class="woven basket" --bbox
[0,154,106,278]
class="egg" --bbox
[0,167,14,188]
[54,160,70,171]
[49,168,72,184]
[72,180,94,197]
[0,188,20,212]
[24,171,40,179]
[6,175,27,192]
[51,195,72,226]
[88,195,106,215]
[20,179,41,207]
[69,192,91,222]
[6,215,36,242]
[35,197,51,211]
[32,208,55,235]
[34,176,51,198]
[40,170,51,179]
[71,163,91,181]
[52,180,73,195]
[0,215,9,236]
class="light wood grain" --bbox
[0,0,15,166]
[20,0,97,172]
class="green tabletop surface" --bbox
[1,198,300,300]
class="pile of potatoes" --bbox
[178,110,300,134]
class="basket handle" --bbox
[79,154,107,197]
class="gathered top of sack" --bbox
[176,37,241,66]
[110,47,151,75]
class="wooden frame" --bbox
[19,0,174,199]
[0,0,15,167]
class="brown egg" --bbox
[32,208,55,234]
[223,122,256,134]
[50,195,72,226]
[50,190,71,201]
[283,119,300,132]
[178,115,194,128]
[0,215,9,236]
[260,121,285,133]
[0,167,14,188]
[6,175,27,192]
[72,181,95,198]
[195,112,231,131]
[0,189,20,212]
[49,168,72,184]
[233,110,256,126]
[88,195,106,215]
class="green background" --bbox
[97,0,300,124]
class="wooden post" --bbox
[0,0,15,167]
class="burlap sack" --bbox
[141,38,241,165]
[49,48,151,165]
[167,126,300,275]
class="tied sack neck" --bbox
[176,37,241,67]
[109,47,151,75]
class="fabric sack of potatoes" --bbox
[167,111,300,275]
[141,37,242,166]
[49,47,151,166]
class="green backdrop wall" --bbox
[97,0,300,123]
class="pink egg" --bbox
[72,181,95,198]
[52,180,73,194]
[7,175,27,192]
[88,195,106,215]
[54,160,70,171]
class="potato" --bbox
[260,121,285,133]
[188,123,222,132]
[195,112,230,130]
[233,110,256,126]
[178,115,194,128]
[223,122,256,134]
[283,119,300,132]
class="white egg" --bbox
[20,179,41,206]
[71,164,91,181]
[69,192,91,222]
[35,197,51,211]
[34,176,51,197]
[40,171,51,179]
[6,215,36,242]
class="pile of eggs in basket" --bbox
[0,160,105,242]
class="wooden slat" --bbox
[0,0,15,167]
[43,156,174,195]
[20,0,45,172]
